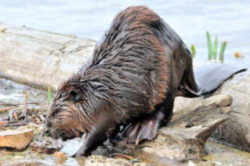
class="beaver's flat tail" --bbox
[178,63,247,97]
[194,63,247,96]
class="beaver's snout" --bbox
[44,120,55,137]
[46,120,52,128]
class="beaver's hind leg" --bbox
[122,98,174,144]
[124,111,165,144]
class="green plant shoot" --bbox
[206,32,213,60]
[213,36,218,60]
[219,41,227,63]
[191,44,196,58]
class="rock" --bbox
[30,136,63,154]
[0,129,33,150]
[0,78,48,106]
[85,155,132,166]
[54,152,67,164]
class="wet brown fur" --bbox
[47,6,199,153]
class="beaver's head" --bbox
[46,75,96,139]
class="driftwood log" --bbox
[0,23,96,91]
[174,72,250,153]
[213,72,250,152]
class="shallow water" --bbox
[0,0,249,66]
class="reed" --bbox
[190,44,196,58]
[206,32,227,63]
[219,41,227,63]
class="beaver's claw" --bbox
[122,111,165,145]
[73,143,88,157]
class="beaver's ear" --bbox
[69,89,82,102]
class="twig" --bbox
[3,120,28,127]
[113,153,134,160]
[23,91,29,121]
[0,102,39,107]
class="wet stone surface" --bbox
[0,128,33,150]
[0,78,48,106]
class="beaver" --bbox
[46,6,246,156]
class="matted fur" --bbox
[47,6,197,141]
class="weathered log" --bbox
[0,23,96,91]
[175,72,250,152]
[213,73,250,152]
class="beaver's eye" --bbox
[56,92,66,100]
[70,90,81,102]
[51,109,60,117]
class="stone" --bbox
[85,155,132,166]
[0,128,33,150]
[54,151,67,164]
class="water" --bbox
[0,0,249,66]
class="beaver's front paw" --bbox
[71,134,90,157]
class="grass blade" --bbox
[191,44,196,58]
[213,36,218,60]
[206,32,213,60]
[219,41,227,63]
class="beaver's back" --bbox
[80,6,184,120]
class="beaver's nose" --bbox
[46,120,52,128]
[44,121,52,136]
